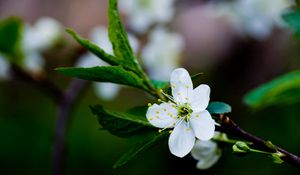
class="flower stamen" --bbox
[160,89,176,103]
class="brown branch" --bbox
[11,64,63,102]
[216,115,300,168]
[52,79,87,175]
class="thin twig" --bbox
[11,64,63,102]
[52,79,87,175]
[216,115,300,168]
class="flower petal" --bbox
[190,110,215,140]
[190,84,210,112]
[191,140,221,170]
[146,102,177,128]
[170,68,193,104]
[168,121,195,158]
[191,140,218,160]
[196,150,221,170]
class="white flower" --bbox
[0,55,10,80]
[191,139,221,169]
[76,26,139,100]
[119,0,176,33]
[142,27,184,81]
[146,68,215,157]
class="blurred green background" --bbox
[1,0,300,174]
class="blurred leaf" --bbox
[90,105,154,138]
[114,131,168,168]
[66,29,120,66]
[207,102,232,114]
[0,17,23,60]
[244,70,300,109]
[56,66,148,90]
[150,80,169,90]
[282,10,300,36]
[108,0,140,72]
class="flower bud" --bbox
[232,141,250,154]
[270,152,284,164]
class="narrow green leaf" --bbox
[108,0,139,70]
[207,102,232,114]
[56,66,147,90]
[113,131,168,168]
[244,70,300,109]
[90,105,153,138]
[0,17,23,60]
[66,29,119,66]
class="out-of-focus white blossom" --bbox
[0,55,10,80]
[22,52,45,73]
[22,17,62,73]
[0,17,62,74]
[142,27,184,81]
[233,0,294,39]
[76,26,139,100]
[203,0,294,40]
[119,0,176,33]
[76,53,120,100]
[93,83,121,101]
[23,17,62,52]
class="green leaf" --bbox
[114,131,168,168]
[207,102,232,114]
[0,17,23,60]
[66,29,120,66]
[108,0,139,71]
[244,70,300,109]
[282,10,300,36]
[56,66,147,90]
[90,105,153,138]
